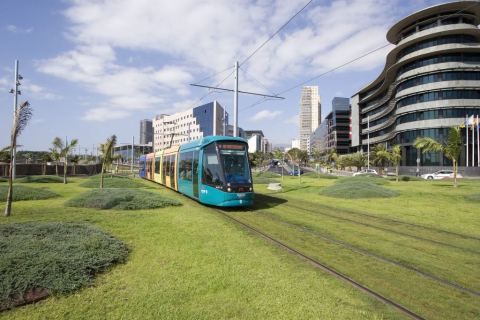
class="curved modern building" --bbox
[351,1,480,167]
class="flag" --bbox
[467,115,474,126]
[460,120,466,128]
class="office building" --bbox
[245,130,264,153]
[299,86,321,150]
[351,1,480,166]
[139,119,153,145]
[152,101,228,152]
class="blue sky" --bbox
[0,0,451,153]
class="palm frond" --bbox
[444,127,462,160]
[413,137,444,153]
[52,137,63,150]
[13,102,32,144]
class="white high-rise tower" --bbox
[299,86,321,150]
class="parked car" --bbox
[289,169,304,176]
[421,170,462,180]
[353,169,378,177]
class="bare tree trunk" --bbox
[100,161,105,188]
[396,164,399,182]
[56,163,58,176]
[4,162,13,217]
[63,162,67,184]
[453,159,457,188]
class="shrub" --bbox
[303,172,338,179]
[14,175,64,183]
[80,175,146,188]
[319,181,398,199]
[465,193,480,202]
[0,185,59,202]
[336,176,388,185]
[387,175,423,182]
[0,177,6,183]
[0,222,129,310]
[64,188,182,210]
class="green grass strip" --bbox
[303,172,339,179]
[252,172,279,178]
[319,181,399,199]
[0,222,129,308]
[387,175,423,182]
[80,175,146,188]
[465,193,480,202]
[0,185,59,202]
[64,188,182,210]
[253,178,280,184]
[14,176,65,183]
[336,176,389,185]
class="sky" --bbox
[0,0,454,153]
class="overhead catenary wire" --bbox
[239,66,277,96]
[240,1,480,112]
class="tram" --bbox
[139,136,253,206]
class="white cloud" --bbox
[283,114,299,127]
[0,76,8,86]
[250,110,283,122]
[37,0,402,121]
[21,81,63,100]
[7,25,33,33]
[81,108,131,121]
[31,118,45,124]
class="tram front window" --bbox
[219,145,251,185]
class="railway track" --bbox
[278,202,480,255]
[272,195,480,242]
[244,207,480,298]
[212,207,427,320]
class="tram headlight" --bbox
[227,188,232,192]
[249,187,252,192]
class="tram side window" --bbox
[155,157,160,174]
[170,155,176,178]
[202,151,222,186]
[166,156,171,177]
[179,153,193,181]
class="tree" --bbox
[51,137,78,184]
[299,150,309,166]
[287,148,301,184]
[413,126,462,188]
[99,135,117,188]
[371,143,389,175]
[0,146,11,177]
[112,153,121,177]
[51,137,63,176]
[70,155,81,176]
[389,145,402,182]
[5,101,32,217]
[37,152,52,175]
[326,148,338,165]
[350,152,366,172]
[273,148,284,180]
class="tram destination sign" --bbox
[218,144,245,150]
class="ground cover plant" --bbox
[465,193,480,202]
[0,222,128,310]
[80,175,146,188]
[319,181,398,198]
[14,175,64,183]
[64,188,182,210]
[0,177,6,183]
[0,185,59,202]
[253,177,280,184]
[0,177,406,320]
[387,175,422,182]
[336,175,389,185]
[252,172,279,178]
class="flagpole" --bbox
[466,115,469,167]
[477,115,479,167]
[473,115,475,168]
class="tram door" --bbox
[193,151,199,198]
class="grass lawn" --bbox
[250,174,480,319]
[0,177,402,320]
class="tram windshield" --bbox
[218,143,251,185]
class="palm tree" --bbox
[5,101,32,217]
[413,126,462,187]
[273,148,284,180]
[112,153,121,177]
[326,148,338,165]
[38,152,52,175]
[350,152,366,172]
[70,155,81,175]
[287,148,301,184]
[371,143,389,174]
[299,150,309,166]
[59,139,78,184]
[99,135,117,188]
[389,145,402,182]
[51,137,63,176]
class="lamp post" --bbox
[367,115,370,170]
[8,60,22,180]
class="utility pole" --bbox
[223,105,226,136]
[131,136,134,174]
[234,61,239,137]
[367,115,370,170]
[11,61,20,180]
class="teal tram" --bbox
[139,136,254,207]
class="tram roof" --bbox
[179,136,247,152]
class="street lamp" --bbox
[8,60,22,180]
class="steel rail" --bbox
[212,208,427,320]
[245,207,480,298]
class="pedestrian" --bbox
[384,168,388,176]
[416,168,420,177]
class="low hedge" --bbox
[64,188,182,210]
[302,172,338,179]
[0,185,60,202]
[14,175,64,183]
[80,175,146,188]
[319,181,398,199]
[0,222,129,310]
[387,175,423,182]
